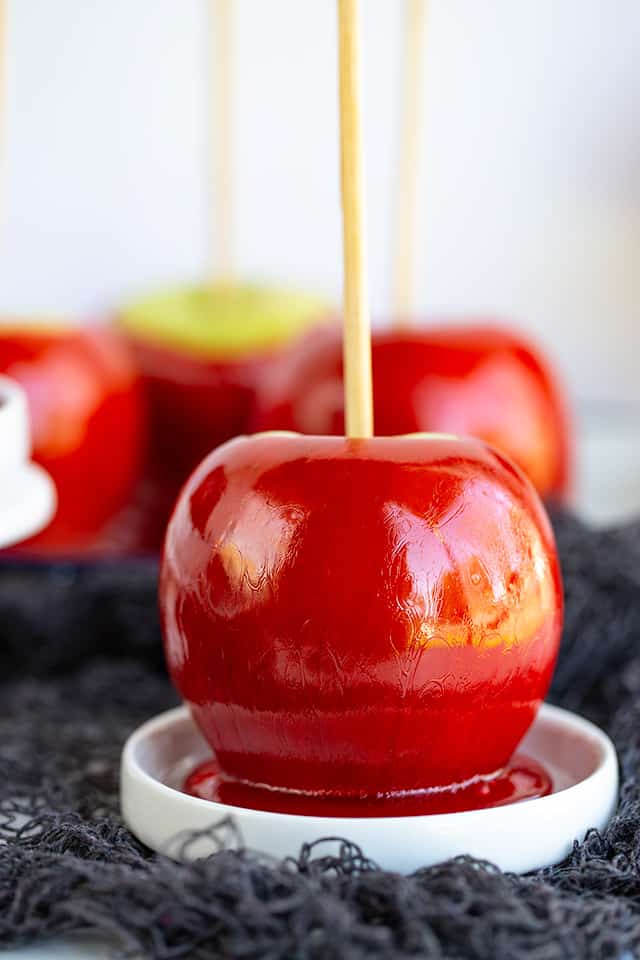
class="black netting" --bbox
[2,509,640,959]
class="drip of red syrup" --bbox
[184,754,552,817]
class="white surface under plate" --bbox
[3,940,123,960]
[121,702,618,875]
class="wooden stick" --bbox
[392,0,428,323]
[208,0,234,285]
[338,0,373,438]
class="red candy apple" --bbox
[161,431,562,799]
[255,324,571,501]
[0,323,144,554]
[119,285,331,545]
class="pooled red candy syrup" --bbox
[161,433,563,818]
[183,754,552,816]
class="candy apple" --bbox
[255,324,571,501]
[161,431,562,799]
[0,322,144,553]
[119,284,331,541]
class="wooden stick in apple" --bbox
[209,0,234,284]
[338,0,374,439]
[392,0,428,323]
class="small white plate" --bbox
[121,702,618,874]
[0,461,56,549]
[0,376,56,548]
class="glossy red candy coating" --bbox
[161,433,563,798]
[129,338,267,489]
[124,338,277,549]
[255,325,572,500]
[0,325,144,554]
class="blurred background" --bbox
[0,0,638,527]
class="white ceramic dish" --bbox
[0,375,56,548]
[121,702,618,874]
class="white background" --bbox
[0,0,639,415]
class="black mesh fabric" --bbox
[1,509,640,959]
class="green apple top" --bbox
[119,284,331,358]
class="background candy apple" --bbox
[0,322,144,554]
[161,432,563,798]
[119,283,331,546]
[255,324,572,501]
